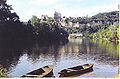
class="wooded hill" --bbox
[68,11,118,24]
[62,11,119,41]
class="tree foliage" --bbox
[0,0,35,41]
[0,0,19,22]
[88,22,119,41]
[0,64,7,77]
[29,16,69,41]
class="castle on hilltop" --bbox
[40,11,103,27]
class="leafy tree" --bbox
[0,0,35,41]
[29,16,69,41]
[0,0,19,22]
[88,22,119,41]
[30,15,39,26]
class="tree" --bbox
[30,15,38,26]
[29,16,69,41]
[0,0,35,41]
[0,0,19,22]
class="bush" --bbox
[0,65,8,78]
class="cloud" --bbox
[50,3,118,17]
[20,0,118,21]
[29,0,59,6]
[69,0,83,2]
[87,4,118,15]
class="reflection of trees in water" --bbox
[61,38,118,66]
[0,39,35,70]
[66,38,118,58]
[26,40,69,64]
[0,39,68,71]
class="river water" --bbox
[0,38,119,78]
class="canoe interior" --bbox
[58,64,93,76]
[59,70,93,78]
[68,64,92,70]
[27,66,50,75]
[21,65,54,78]
[68,66,83,70]
[27,68,45,75]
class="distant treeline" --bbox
[62,11,119,41]
[65,11,118,24]
[0,0,69,42]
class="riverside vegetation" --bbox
[30,11,119,41]
[62,11,119,41]
[29,16,69,41]
[0,64,7,77]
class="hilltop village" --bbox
[39,11,118,28]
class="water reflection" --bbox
[0,39,35,70]
[0,38,119,78]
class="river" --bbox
[0,38,119,78]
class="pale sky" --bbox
[7,0,119,21]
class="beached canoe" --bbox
[21,65,54,78]
[58,64,93,77]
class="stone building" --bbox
[54,11,61,22]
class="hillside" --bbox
[62,11,118,32]
[63,11,118,25]
[61,11,119,41]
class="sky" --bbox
[7,0,119,21]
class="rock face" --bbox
[54,11,61,22]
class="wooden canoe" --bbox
[58,64,93,77]
[21,65,54,78]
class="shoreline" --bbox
[69,36,119,42]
